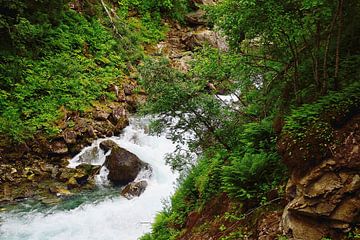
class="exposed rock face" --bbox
[184,29,228,52]
[121,180,148,199]
[281,115,360,239]
[104,145,150,185]
[185,10,207,26]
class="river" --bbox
[0,117,179,240]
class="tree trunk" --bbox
[334,0,344,90]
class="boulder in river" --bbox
[121,180,148,200]
[104,145,150,185]
[99,139,119,153]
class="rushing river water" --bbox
[0,117,179,240]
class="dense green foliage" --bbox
[0,11,122,141]
[140,0,360,239]
[0,0,189,141]
[281,82,360,165]
[208,0,360,101]
[1,0,359,239]
[284,81,360,137]
[119,0,189,21]
[139,49,287,240]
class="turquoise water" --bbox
[1,187,120,215]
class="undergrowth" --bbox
[0,0,184,142]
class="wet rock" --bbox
[63,130,77,144]
[67,177,79,189]
[49,185,72,196]
[76,163,101,176]
[73,118,91,134]
[87,125,96,138]
[125,94,147,113]
[49,141,68,155]
[59,166,91,188]
[58,168,77,182]
[114,119,129,135]
[104,145,149,185]
[1,183,12,201]
[41,196,62,205]
[39,162,54,173]
[109,107,127,126]
[93,120,115,138]
[121,180,148,200]
[23,167,36,180]
[94,110,110,121]
[51,165,60,179]
[99,140,118,153]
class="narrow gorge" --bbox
[0,0,359,240]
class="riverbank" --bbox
[0,117,179,240]
[0,77,147,204]
[0,0,222,205]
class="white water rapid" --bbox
[0,117,179,240]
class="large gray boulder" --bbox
[104,145,150,185]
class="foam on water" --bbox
[0,117,179,240]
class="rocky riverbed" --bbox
[0,0,226,206]
[0,77,146,205]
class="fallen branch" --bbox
[100,0,123,39]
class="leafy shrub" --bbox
[280,81,360,170]
[221,151,282,199]
[119,0,190,21]
[283,81,360,138]
[0,6,169,142]
[195,155,224,203]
